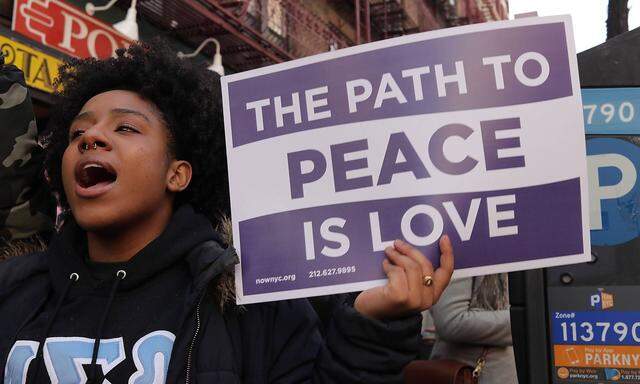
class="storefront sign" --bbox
[0,34,61,93]
[222,16,590,304]
[549,286,640,383]
[12,0,131,59]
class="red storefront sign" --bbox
[12,0,132,59]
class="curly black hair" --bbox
[44,41,229,227]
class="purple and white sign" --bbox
[221,16,591,304]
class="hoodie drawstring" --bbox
[87,269,126,383]
[29,272,79,383]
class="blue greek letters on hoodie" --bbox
[5,331,174,384]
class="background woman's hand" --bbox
[354,235,454,320]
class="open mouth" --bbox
[76,162,117,190]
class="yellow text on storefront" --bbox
[0,35,61,93]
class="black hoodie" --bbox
[0,205,422,383]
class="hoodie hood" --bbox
[47,204,229,297]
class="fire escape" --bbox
[136,0,353,73]
[368,0,417,39]
[350,0,447,43]
[132,0,504,73]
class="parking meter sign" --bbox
[583,88,640,246]
[549,286,640,383]
[587,138,640,246]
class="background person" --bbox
[430,274,518,383]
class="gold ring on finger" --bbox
[423,275,433,287]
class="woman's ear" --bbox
[166,160,192,193]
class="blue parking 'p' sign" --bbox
[587,138,640,246]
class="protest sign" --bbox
[222,15,591,304]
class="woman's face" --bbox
[61,90,179,233]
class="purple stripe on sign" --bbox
[228,23,572,148]
[240,178,583,295]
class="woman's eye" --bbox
[116,125,139,133]
[70,130,83,140]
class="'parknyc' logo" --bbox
[589,288,614,310]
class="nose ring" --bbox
[80,143,98,152]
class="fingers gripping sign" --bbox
[354,235,454,320]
